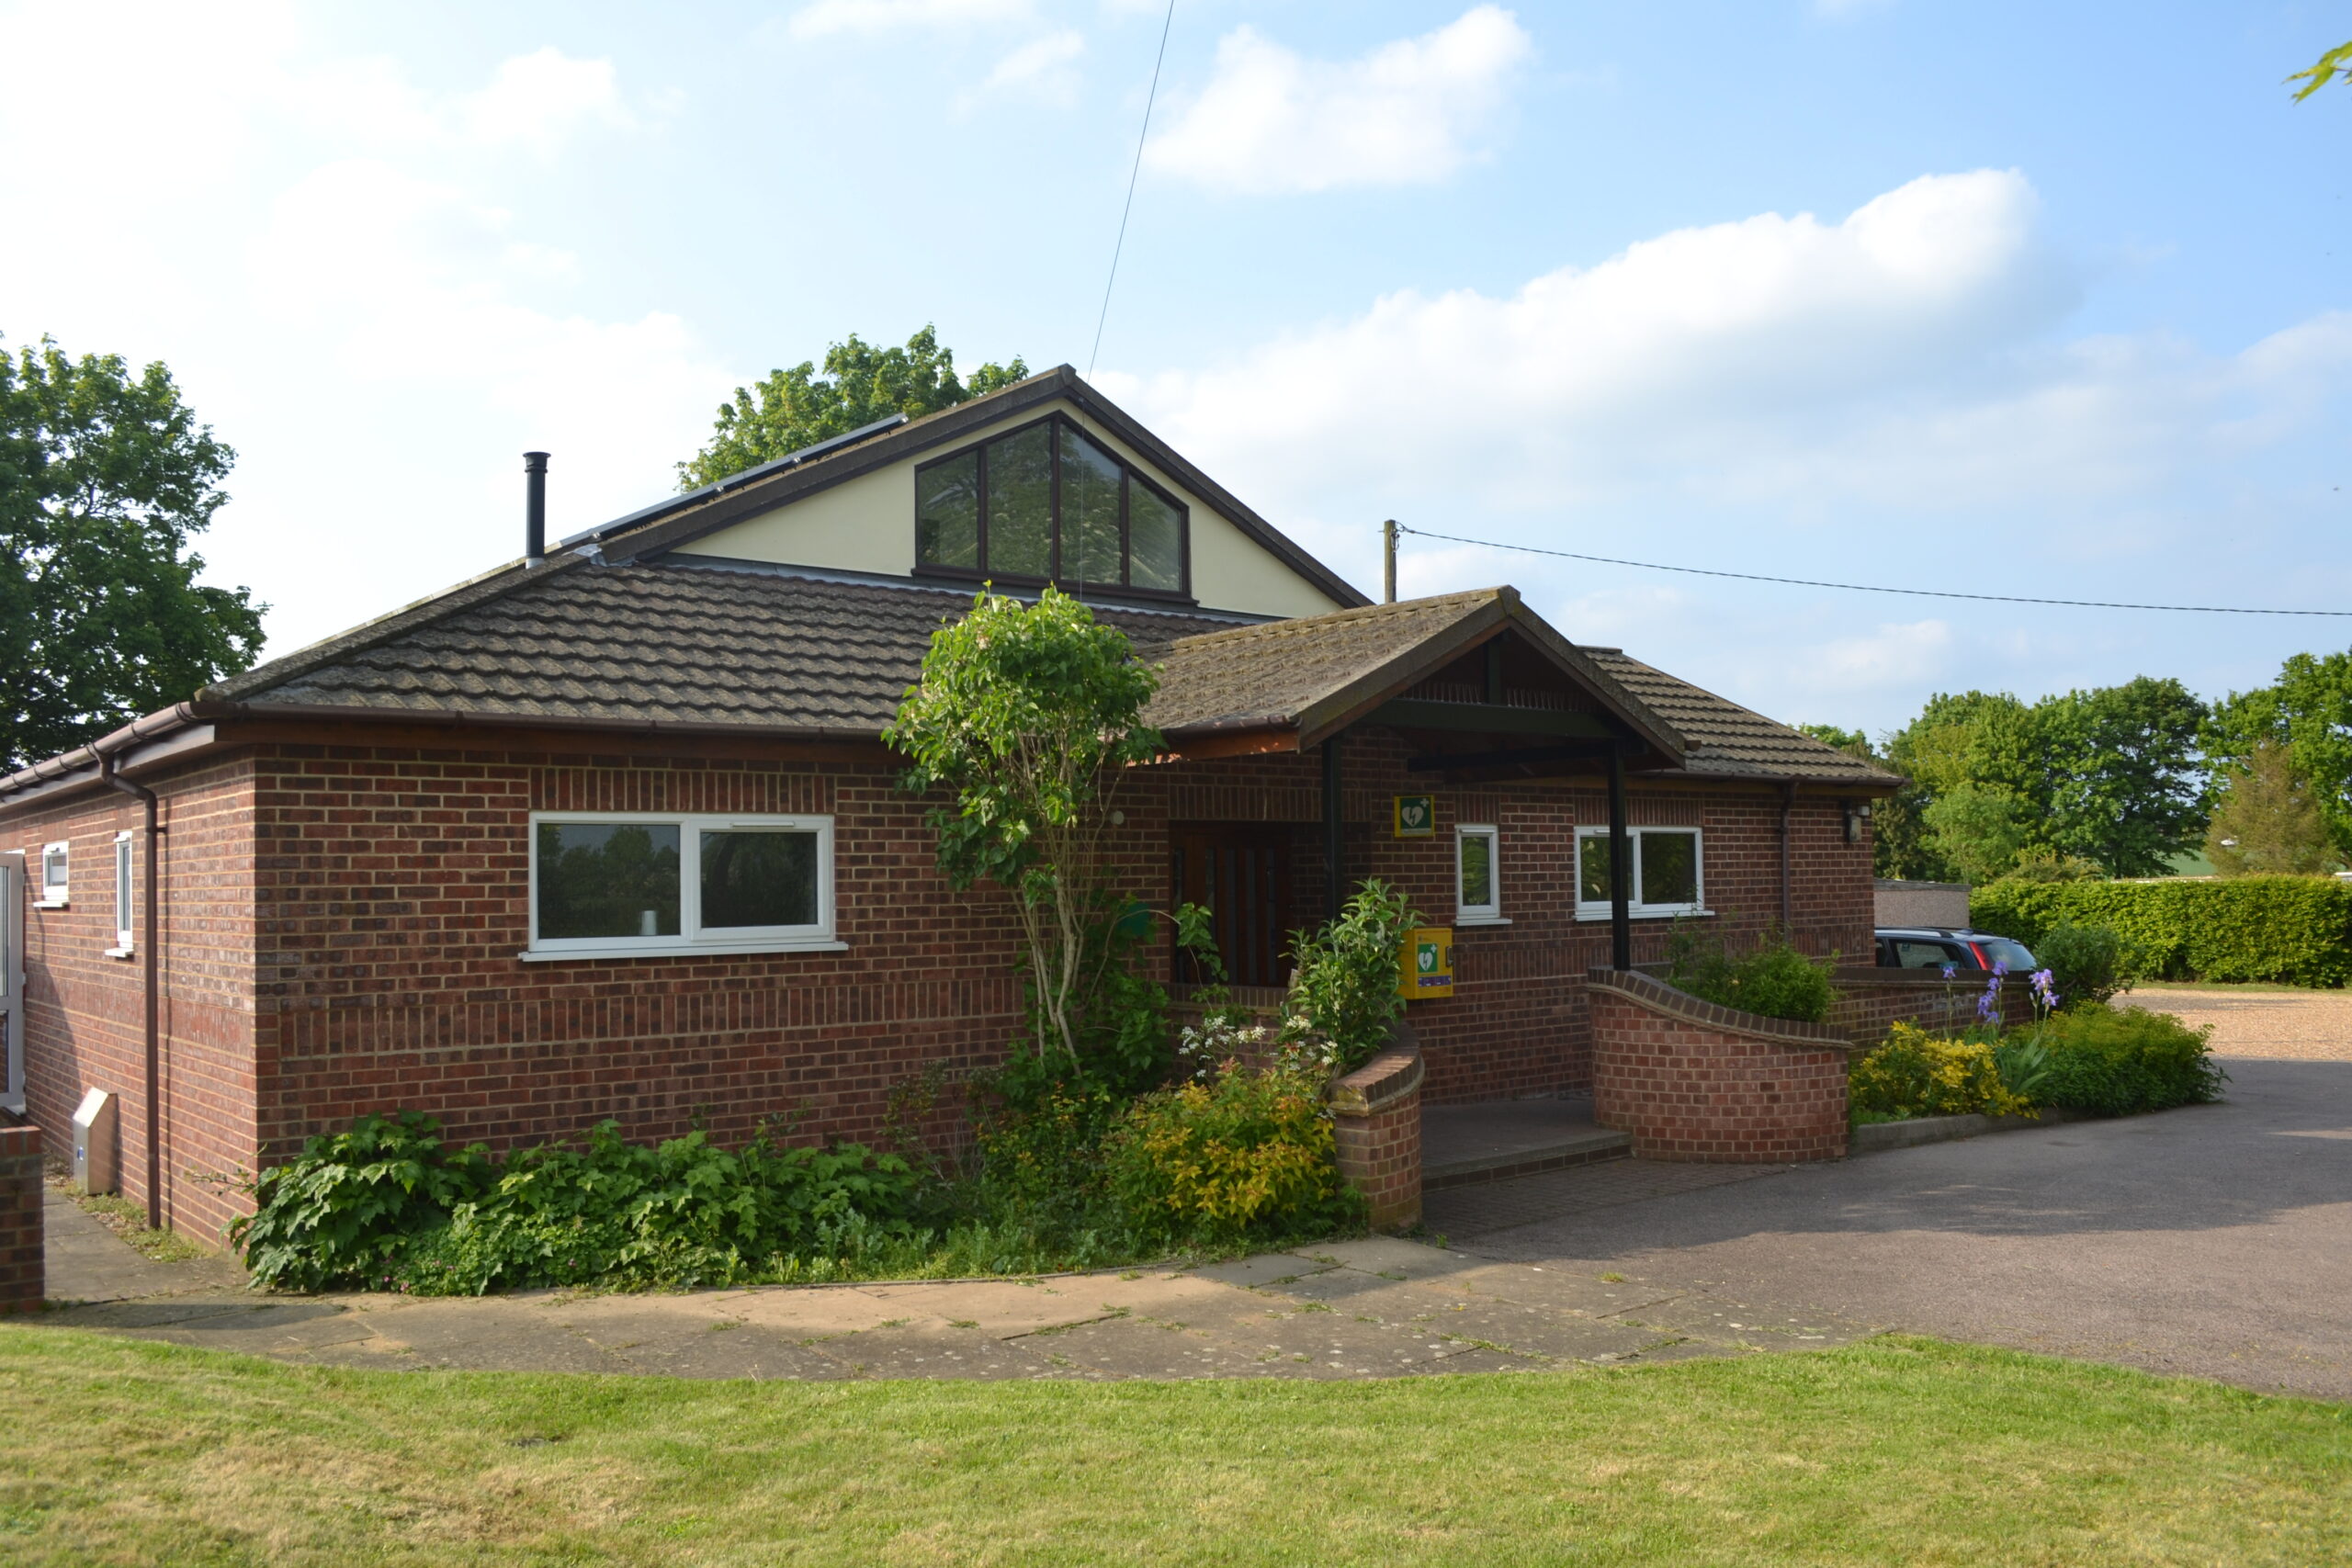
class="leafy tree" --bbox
[1877,682,2207,882]
[2205,739,2336,876]
[2206,649,2352,855]
[885,587,1161,1061]
[2288,40,2352,100]
[678,325,1029,489]
[2038,677,2209,876]
[0,336,266,772]
[1795,722,1869,754]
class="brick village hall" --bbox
[0,365,1902,1237]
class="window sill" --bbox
[1574,908,1714,923]
[1454,915,1511,927]
[520,939,849,964]
[33,899,66,910]
[104,946,136,960]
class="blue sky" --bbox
[4,1,2347,738]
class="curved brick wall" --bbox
[1329,1038,1424,1231]
[1587,970,1852,1164]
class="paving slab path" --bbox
[28,1227,1867,1382]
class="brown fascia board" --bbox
[0,696,904,816]
[600,365,1374,611]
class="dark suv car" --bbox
[1875,927,2038,973]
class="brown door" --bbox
[1170,825,1291,987]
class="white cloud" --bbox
[1111,169,2352,518]
[786,0,1033,40]
[1144,6,1533,194]
[972,29,1087,104]
[458,47,634,153]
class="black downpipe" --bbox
[1323,734,1345,923]
[100,757,162,1229]
[1607,745,1632,972]
[524,451,549,567]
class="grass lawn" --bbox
[1,1329,2344,1565]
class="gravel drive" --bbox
[2130,985,2352,1061]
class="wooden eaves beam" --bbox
[1368,698,1619,739]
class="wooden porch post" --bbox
[1324,732,1346,922]
[1608,744,1632,971]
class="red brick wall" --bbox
[1829,968,2037,1048]
[6,757,259,1241]
[3,724,1878,1232]
[0,1123,44,1312]
[1157,730,1875,1106]
[1587,973,1851,1163]
[1328,1043,1423,1230]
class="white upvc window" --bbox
[1455,823,1505,925]
[38,841,68,907]
[107,831,135,955]
[1574,826,1708,919]
[524,811,842,961]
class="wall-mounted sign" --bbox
[1393,795,1435,838]
[1397,927,1454,1000]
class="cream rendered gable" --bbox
[669,400,1347,620]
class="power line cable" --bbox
[1395,525,2352,617]
[1088,0,1176,379]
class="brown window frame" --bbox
[911,412,1193,602]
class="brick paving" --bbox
[1423,1156,1791,1240]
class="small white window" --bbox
[38,841,68,906]
[525,811,842,961]
[109,831,135,955]
[1455,824,1504,924]
[1575,826,1707,920]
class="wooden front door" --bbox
[1170,825,1291,988]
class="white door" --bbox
[0,852,21,1113]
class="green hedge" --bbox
[1971,875,2352,987]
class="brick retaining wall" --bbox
[1829,967,2036,1049]
[0,1125,43,1314]
[1329,1039,1424,1231]
[1588,969,1854,1163]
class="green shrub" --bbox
[2031,1004,2229,1116]
[232,1116,923,1294]
[228,1112,492,1292]
[1668,931,1838,1024]
[2031,920,2133,1006]
[1103,1064,1364,1247]
[1972,875,2352,987]
[1849,1022,2037,1121]
[1283,881,1419,1073]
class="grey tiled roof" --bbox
[1147,591,1506,733]
[1583,648,1899,785]
[209,559,1894,786]
[222,563,1246,735]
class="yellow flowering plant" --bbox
[1849,1021,2038,1122]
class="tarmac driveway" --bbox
[1455,1056,2352,1400]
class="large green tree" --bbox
[678,326,1028,490]
[0,337,266,772]
[2205,649,2352,855]
[2205,739,2336,876]
[1867,679,2208,882]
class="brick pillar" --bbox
[0,1125,43,1314]
[1329,1039,1424,1231]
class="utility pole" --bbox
[1382,519,1397,604]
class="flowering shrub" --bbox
[1849,1022,2038,1122]
[1103,1064,1363,1246]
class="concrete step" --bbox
[1419,1100,1634,1191]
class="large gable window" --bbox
[526,812,842,960]
[915,414,1188,597]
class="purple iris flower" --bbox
[2030,967,2059,1009]
[1940,963,1957,981]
